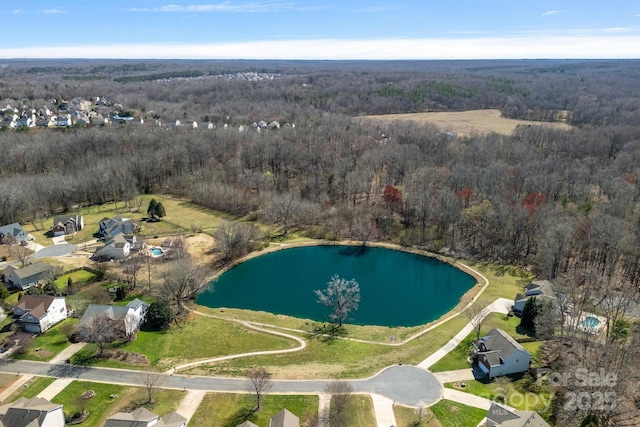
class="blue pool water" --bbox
[580,316,601,329]
[197,245,477,327]
[150,247,163,256]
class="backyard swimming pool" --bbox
[197,245,477,327]
[580,316,601,329]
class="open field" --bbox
[361,109,572,136]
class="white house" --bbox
[472,328,531,378]
[79,298,148,338]
[0,396,65,427]
[13,295,68,333]
[485,402,550,427]
[3,262,54,290]
[93,234,131,260]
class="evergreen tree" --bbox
[147,199,158,218]
[146,299,175,330]
[520,296,539,332]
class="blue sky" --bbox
[0,1,639,59]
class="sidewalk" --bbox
[418,298,512,369]
[432,369,476,384]
[371,393,397,427]
[442,388,495,410]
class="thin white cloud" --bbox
[42,9,64,14]
[129,2,293,13]
[1,35,639,60]
[542,10,560,17]
[603,27,632,33]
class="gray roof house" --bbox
[0,222,29,243]
[98,216,139,239]
[472,328,531,378]
[50,214,84,236]
[105,407,186,427]
[513,280,557,313]
[3,262,54,290]
[0,397,65,427]
[485,402,550,427]
[79,298,148,337]
[270,409,299,427]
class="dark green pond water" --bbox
[197,245,477,327]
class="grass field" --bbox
[394,404,443,426]
[6,376,56,401]
[53,269,97,290]
[333,394,376,427]
[15,318,77,362]
[187,393,318,427]
[51,380,185,427]
[430,399,487,427]
[360,109,572,136]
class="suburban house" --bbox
[79,298,149,337]
[93,234,131,260]
[484,402,550,427]
[3,262,54,290]
[270,409,299,427]
[50,214,84,236]
[0,222,29,244]
[98,215,139,239]
[13,295,68,333]
[513,280,558,314]
[472,328,531,378]
[105,407,186,427]
[0,397,65,427]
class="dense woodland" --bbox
[1,59,639,426]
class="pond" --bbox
[197,245,477,327]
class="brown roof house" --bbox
[13,295,68,333]
[3,262,54,290]
[105,407,186,427]
[0,397,65,427]
[485,402,550,427]
[472,328,531,379]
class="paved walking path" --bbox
[0,374,33,403]
[418,298,513,369]
[38,378,74,400]
[442,388,495,410]
[176,389,206,421]
[370,393,397,427]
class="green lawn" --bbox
[394,404,443,426]
[332,394,376,427]
[72,314,298,371]
[51,380,184,427]
[429,333,475,373]
[6,376,56,400]
[187,393,318,427]
[54,269,97,290]
[14,318,77,362]
[444,376,552,412]
[430,399,487,427]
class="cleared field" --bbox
[360,109,572,136]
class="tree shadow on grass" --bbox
[222,406,255,427]
[309,323,348,343]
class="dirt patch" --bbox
[185,234,216,265]
[360,109,572,136]
[106,350,149,365]
[35,349,54,359]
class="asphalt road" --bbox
[0,361,442,407]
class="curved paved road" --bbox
[31,243,77,259]
[0,361,441,407]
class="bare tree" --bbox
[77,313,121,356]
[413,401,431,426]
[161,255,210,314]
[121,253,143,290]
[15,244,32,268]
[141,369,163,403]
[262,193,303,236]
[325,381,353,426]
[466,303,491,340]
[315,275,360,328]
[246,367,272,411]
[215,220,262,262]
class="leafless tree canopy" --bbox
[246,367,272,410]
[315,275,360,327]
[77,313,122,356]
[161,255,210,314]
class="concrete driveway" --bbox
[31,243,77,259]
